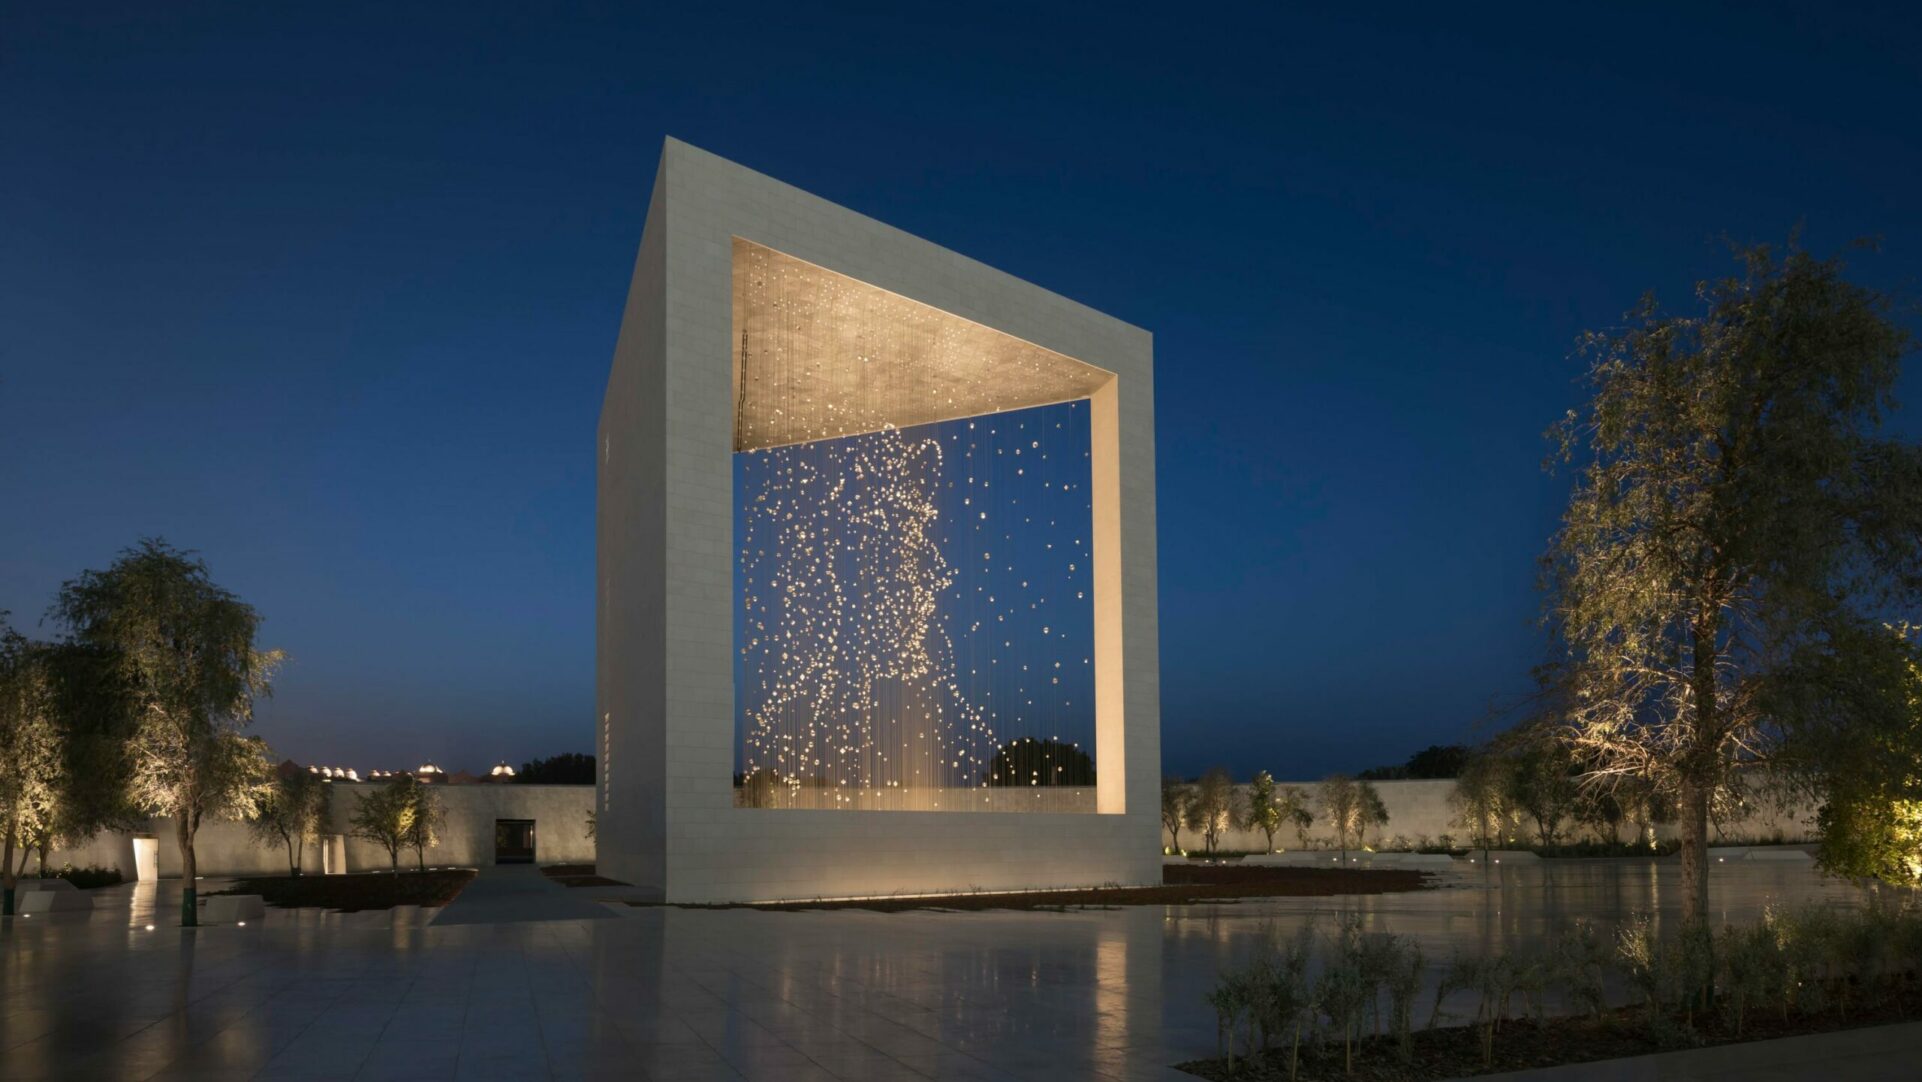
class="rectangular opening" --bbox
[494,819,536,864]
[729,238,1118,813]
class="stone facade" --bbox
[41,782,597,878]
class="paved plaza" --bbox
[2,860,1916,1081]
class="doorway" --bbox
[494,819,536,864]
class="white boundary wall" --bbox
[1174,779,1817,852]
[40,783,596,878]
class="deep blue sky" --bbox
[4,4,1919,778]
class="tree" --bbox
[1317,774,1386,859]
[1359,782,1390,848]
[1161,777,1194,852]
[516,752,595,785]
[351,775,418,874]
[0,620,59,916]
[1282,785,1316,848]
[250,769,328,876]
[1506,735,1578,847]
[1796,624,1922,885]
[986,737,1094,786]
[1359,744,1470,781]
[1449,753,1510,856]
[39,641,139,865]
[1545,241,1922,926]
[52,540,281,926]
[406,780,445,870]
[1246,771,1283,851]
[1184,768,1243,854]
[1572,780,1627,845]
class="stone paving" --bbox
[1,860,1914,1080]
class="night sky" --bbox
[4,5,1919,779]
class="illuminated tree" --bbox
[1506,735,1578,847]
[52,540,280,926]
[0,621,58,916]
[1449,753,1510,856]
[1246,771,1284,851]
[1184,768,1243,854]
[1571,774,1627,845]
[1318,774,1387,858]
[38,641,139,868]
[1161,777,1194,852]
[351,775,418,874]
[406,781,445,870]
[250,769,328,876]
[1788,624,1922,886]
[1545,241,1922,926]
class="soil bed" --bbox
[211,869,475,911]
[636,864,1433,912]
[539,864,628,888]
[1175,986,1922,1081]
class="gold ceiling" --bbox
[731,238,1114,452]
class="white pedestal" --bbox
[321,834,348,875]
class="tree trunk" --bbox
[177,817,198,927]
[2,822,15,917]
[1678,777,1710,928]
[285,837,298,877]
[1683,607,1720,925]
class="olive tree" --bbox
[1506,735,1579,847]
[1449,752,1510,857]
[250,770,329,876]
[1161,777,1194,853]
[53,540,281,925]
[351,775,418,874]
[0,621,58,916]
[1791,623,1922,885]
[1545,241,1922,926]
[1246,771,1312,852]
[1318,774,1387,859]
[1185,768,1244,855]
[406,781,445,871]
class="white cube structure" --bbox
[597,139,1161,903]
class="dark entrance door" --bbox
[495,819,536,864]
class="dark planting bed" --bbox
[210,869,475,911]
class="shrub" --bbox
[1315,918,1372,1075]
[1199,901,1922,1079]
[1380,938,1423,1063]
[53,863,123,889]
[1553,919,1609,1019]
[1615,914,1675,1032]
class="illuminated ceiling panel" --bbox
[731,237,1115,452]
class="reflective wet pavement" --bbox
[1,860,1912,1080]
